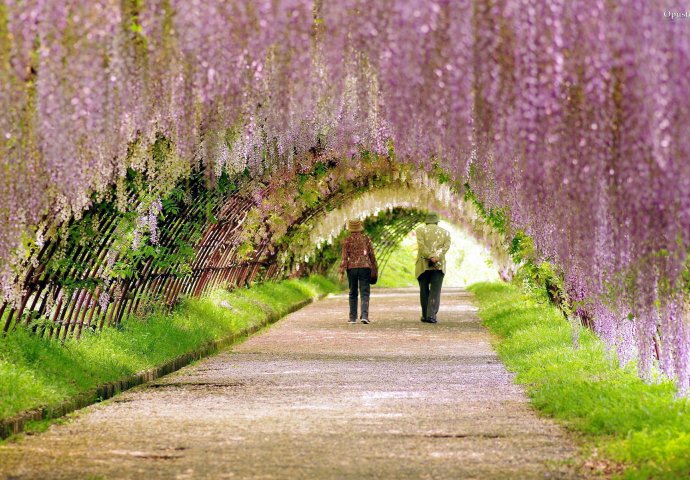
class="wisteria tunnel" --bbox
[1,157,493,338]
[1,0,690,478]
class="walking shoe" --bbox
[421,317,437,323]
[420,317,427,323]
[361,318,370,324]
[348,318,357,324]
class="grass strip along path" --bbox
[0,276,338,436]
[470,282,690,479]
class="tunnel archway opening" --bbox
[293,195,502,289]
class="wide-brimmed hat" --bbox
[347,219,364,232]
[424,212,440,224]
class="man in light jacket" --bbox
[415,212,451,324]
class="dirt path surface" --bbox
[0,288,580,479]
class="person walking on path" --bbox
[339,219,378,324]
[415,212,451,324]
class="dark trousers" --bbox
[347,268,371,320]
[418,270,445,321]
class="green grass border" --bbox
[0,276,338,439]
[469,281,690,479]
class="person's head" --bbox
[347,219,364,233]
[424,212,440,224]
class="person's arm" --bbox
[416,228,434,259]
[367,236,378,269]
[339,238,348,273]
[439,229,451,257]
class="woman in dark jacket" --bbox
[339,219,378,324]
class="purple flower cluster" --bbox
[1,1,689,388]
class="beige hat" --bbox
[347,219,364,232]
[424,212,440,224]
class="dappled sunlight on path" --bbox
[0,288,580,479]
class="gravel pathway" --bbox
[0,287,581,479]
